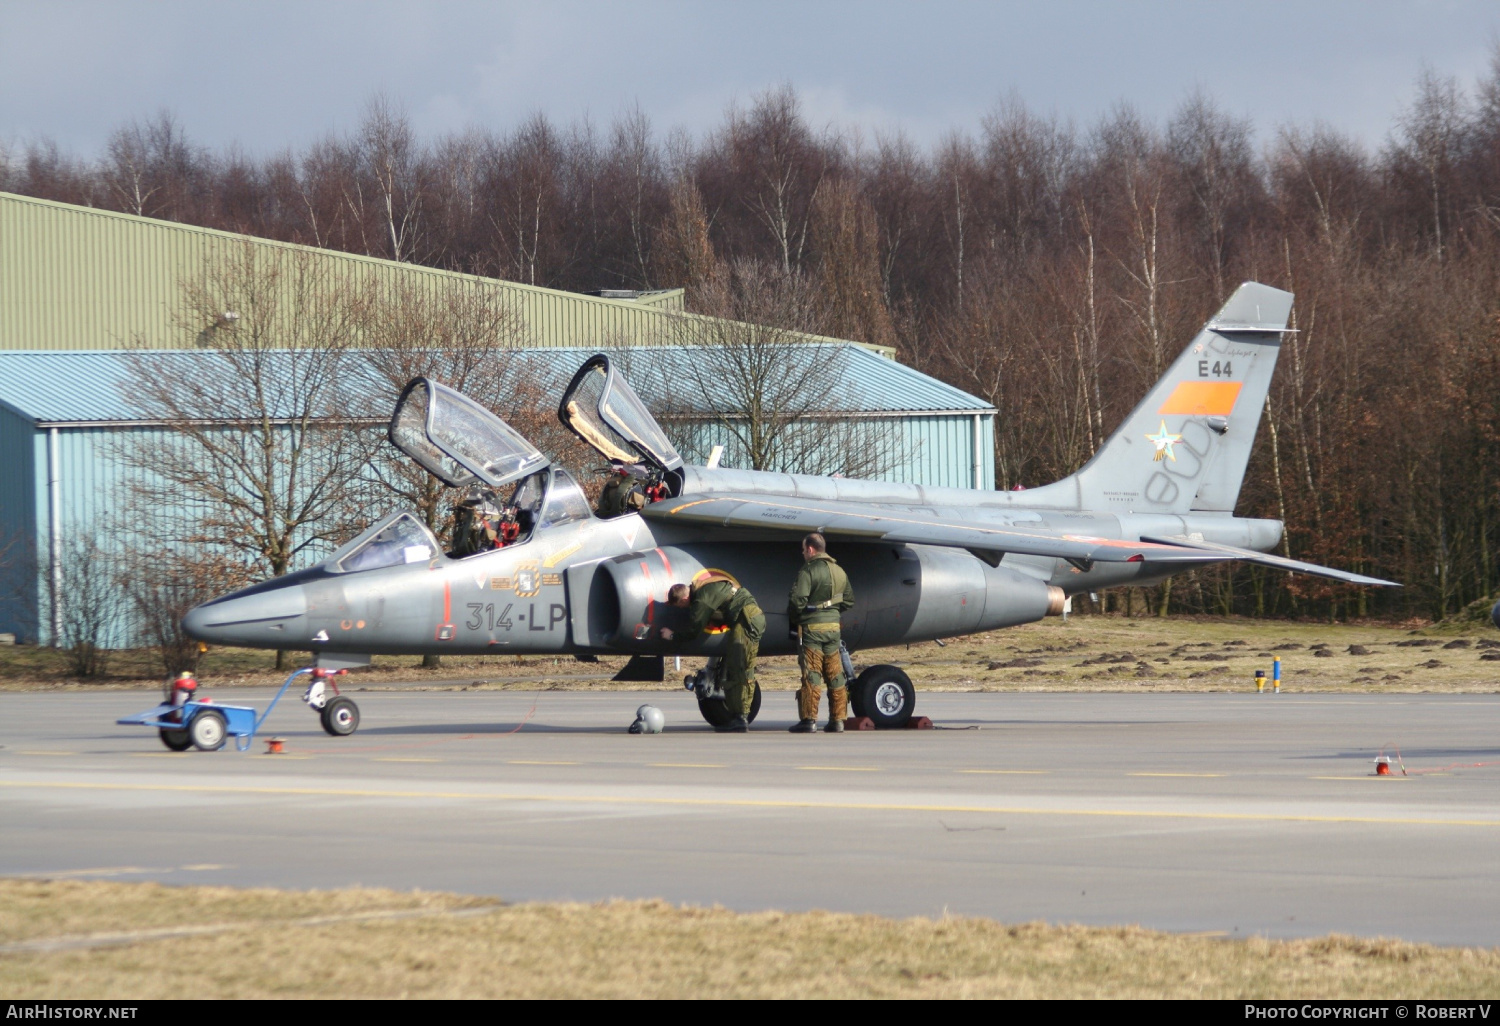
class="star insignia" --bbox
[1146,420,1183,462]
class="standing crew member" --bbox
[661,571,765,733]
[787,532,855,733]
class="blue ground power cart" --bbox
[117,667,359,752]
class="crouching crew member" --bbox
[787,532,855,733]
[662,571,765,733]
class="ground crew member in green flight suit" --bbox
[661,571,765,733]
[787,532,855,733]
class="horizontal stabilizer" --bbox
[1140,536,1400,587]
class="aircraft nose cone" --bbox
[182,582,309,644]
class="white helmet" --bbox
[628,704,666,734]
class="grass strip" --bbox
[2,880,1498,999]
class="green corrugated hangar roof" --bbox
[0,191,893,357]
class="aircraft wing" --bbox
[644,494,1231,566]
[643,493,1400,585]
[1140,536,1400,587]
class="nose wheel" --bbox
[319,697,360,736]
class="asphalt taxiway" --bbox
[2,689,1498,945]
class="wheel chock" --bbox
[904,716,933,730]
[846,716,875,731]
[265,737,285,754]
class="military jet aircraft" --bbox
[183,281,1397,730]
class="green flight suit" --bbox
[788,553,855,711]
[676,575,765,718]
[596,475,645,518]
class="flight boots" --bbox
[826,686,848,733]
[788,685,819,733]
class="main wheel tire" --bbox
[159,727,192,751]
[851,665,915,728]
[188,710,227,752]
[696,682,761,728]
[320,697,360,736]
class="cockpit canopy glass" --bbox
[537,469,592,530]
[331,512,439,573]
[558,355,683,473]
[390,378,549,489]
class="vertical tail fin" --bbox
[1046,282,1293,514]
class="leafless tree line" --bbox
[11,55,1500,620]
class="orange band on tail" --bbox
[1157,381,1242,416]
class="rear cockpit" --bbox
[559,355,684,509]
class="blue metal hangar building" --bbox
[0,193,996,645]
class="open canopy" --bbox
[558,354,683,473]
[389,377,549,490]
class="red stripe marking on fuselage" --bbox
[655,547,674,578]
[443,581,451,622]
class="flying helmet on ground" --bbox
[628,704,665,734]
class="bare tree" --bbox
[122,549,253,675]
[119,242,380,668]
[357,277,549,538]
[656,260,897,478]
[55,534,130,677]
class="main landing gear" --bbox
[685,658,762,728]
[684,657,917,729]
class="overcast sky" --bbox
[2,1,1497,158]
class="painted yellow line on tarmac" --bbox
[374,757,441,763]
[8,867,162,878]
[15,751,78,757]
[958,769,1048,775]
[507,760,579,766]
[2,779,1493,827]
[650,763,727,769]
[1129,773,1225,778]
[797,766,880,772]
